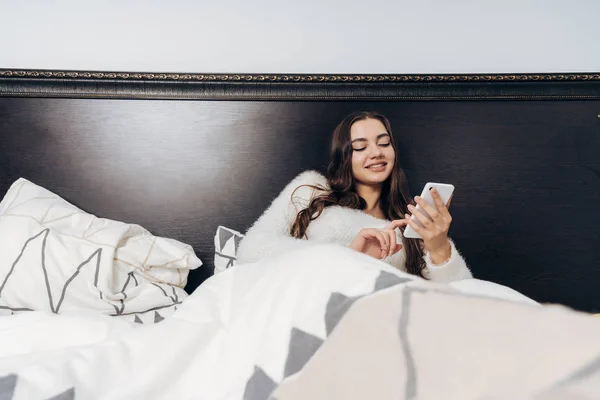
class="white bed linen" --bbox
[4,244,596,400]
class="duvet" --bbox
[1,244,599,400]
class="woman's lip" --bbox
[366,162,387,169]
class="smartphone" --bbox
[403,182,455,239]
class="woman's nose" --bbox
[369,145,383,158]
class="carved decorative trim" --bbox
[1,69,600,82]
[2,69,600,100]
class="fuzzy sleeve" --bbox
[236,171,329,264]
[422,239,473,282]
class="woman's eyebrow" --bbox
[351,133,389,143]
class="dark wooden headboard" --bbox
[1,70,599,312]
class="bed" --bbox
[1,69,600,399]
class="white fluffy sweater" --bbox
[237,171,472,283]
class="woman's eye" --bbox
[353,147,366,152]
[379,142,391,147]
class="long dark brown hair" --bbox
[290,111,426,278]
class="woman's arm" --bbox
[236,171,328,264]
[423,239,473,282]
[405,187,473,282]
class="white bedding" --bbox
[0,178,202,322]
[2,244,599,400]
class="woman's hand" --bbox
[349,220,408,260]
[406,188,453,264]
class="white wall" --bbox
[1,0,598,74]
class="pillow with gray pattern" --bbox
[213,225,244,274]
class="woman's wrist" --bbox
[426,239,452,265]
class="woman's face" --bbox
[349,118,395,186]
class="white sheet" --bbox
[0,244,566,400]
[450,278,540,306]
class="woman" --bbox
[236,111,472,282]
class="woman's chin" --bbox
[357,172,391,185]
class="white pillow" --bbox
[0,178,202,323]
[214,225,244,274]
